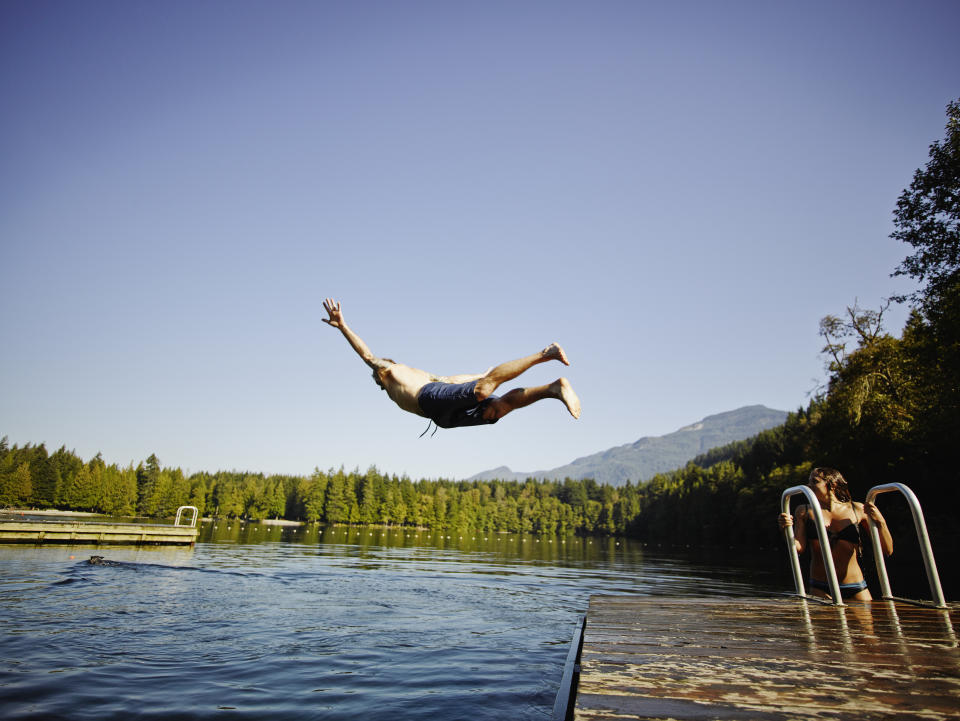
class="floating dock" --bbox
[0,507,199,546]
[556,595,960,720]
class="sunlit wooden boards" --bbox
[575,595,960,720]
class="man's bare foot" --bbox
[543,343,570,366]
[554,378,581,419]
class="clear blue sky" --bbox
[2,1,958,481]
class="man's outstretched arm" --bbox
[322,298,382,369]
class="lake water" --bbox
[1,522,792,720]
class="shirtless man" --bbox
[322,298,581,429]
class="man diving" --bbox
[322,298,581,429]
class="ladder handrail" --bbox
[174,506,199,528]
[780,485,845,606]
[865,483,946,608]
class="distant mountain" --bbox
[468,405,788,486]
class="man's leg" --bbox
[482,378,581,420]
[474,343,569,400]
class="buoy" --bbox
[69,555,75,560]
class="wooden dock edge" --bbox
[553,615,586,721]
[0,520,198,546]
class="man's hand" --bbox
[322,298,379,367]
[323,298,344,329]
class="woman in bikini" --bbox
[778,467,894,601]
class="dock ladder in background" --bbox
[174,506,199,528]
[780,482,946,607]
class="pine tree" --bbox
[0,462,32,507]
[302,470,329,522]
[324,468,352,524]
[137,454,162,515]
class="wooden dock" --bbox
[560,595,960,720]
[0,516,198,546]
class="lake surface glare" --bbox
[1,523,787,720]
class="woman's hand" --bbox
[863,501,884,524]
[862,501,894,556]
[779,512,803,552]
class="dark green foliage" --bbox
[891,99,960,313]
[30,446,58,506]
[886,100,960,489]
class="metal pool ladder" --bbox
[866,483,946,607]
[780,483,946,608]
[174,506,199,528]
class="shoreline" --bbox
[1,508,105,518]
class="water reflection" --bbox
[193,520,786,598]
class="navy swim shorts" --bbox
[417,380,500,429]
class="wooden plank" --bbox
[575,595,960,720]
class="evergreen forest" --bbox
[3,100,959,559]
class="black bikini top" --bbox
[804,506,861,547]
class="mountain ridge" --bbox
[467,404,788,486]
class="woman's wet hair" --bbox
[809,467,852,503]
